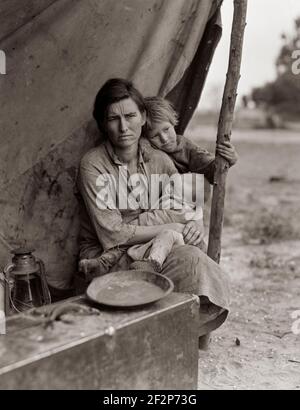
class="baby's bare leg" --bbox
[148,230,184,272]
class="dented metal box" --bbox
[0,293,199,389]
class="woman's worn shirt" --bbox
[77,138,178,257]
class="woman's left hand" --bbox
[183,220,205,246]
[216,141,238,167]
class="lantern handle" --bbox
[2,264,15,314]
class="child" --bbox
[144,96,238,182]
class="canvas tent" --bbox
[0,0,222,290]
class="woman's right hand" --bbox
[182,220,205,246]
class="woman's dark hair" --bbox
[93,78,146,132]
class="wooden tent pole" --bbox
[207,0,248,264]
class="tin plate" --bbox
[86,270,174,307]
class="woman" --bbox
[77,78,230,345]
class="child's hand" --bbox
[216,141,238,167]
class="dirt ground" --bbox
[187,124,300,390]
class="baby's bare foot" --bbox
[79,259,101,275]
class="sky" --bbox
[199,0,300,109]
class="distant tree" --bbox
[251,17,300,120]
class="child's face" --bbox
[147,121,177,153]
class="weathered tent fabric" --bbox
[0,0,222,289]
[167,8,222,133]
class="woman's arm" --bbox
[128,209,204,246]
[125,223,184,245]
[79,158,185,249]
[78,164,138,251]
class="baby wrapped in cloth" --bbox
[79,173,205,277]
[128,172,205,271]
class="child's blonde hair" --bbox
[145,96,179,129]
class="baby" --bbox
[79,172,205,277]
[127,172,205,271]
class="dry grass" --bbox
[188,124,300,390]
[242,208,299,244]
[187,124,300,244]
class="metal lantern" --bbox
[3,247,51,313]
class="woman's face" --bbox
[104,98,145,150]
